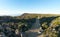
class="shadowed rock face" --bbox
[25,16,59,37]
[31,19,40,29]
[25,16,42,37]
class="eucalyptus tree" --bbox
[18,22,28,37]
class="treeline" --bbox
[0,16,36,37]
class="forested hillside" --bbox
[0,13,60,37]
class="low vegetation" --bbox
[0,13,60,37]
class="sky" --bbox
[0,0,60,16]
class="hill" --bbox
[16,13,60,19]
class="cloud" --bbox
[0,10,40,16]
[0,9,60,16]
[0,10,21,16]
[39,9,60,14]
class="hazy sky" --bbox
[0,0,60,16]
